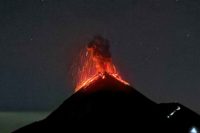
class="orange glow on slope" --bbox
[75,36,129,92]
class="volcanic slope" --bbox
[13,73,200,133]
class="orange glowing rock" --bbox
[75,36,129,91]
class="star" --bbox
[186,33,191,38]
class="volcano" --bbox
[13,73,200,133]
[13,36,200,132]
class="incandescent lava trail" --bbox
[75,36,129,91]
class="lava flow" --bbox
[74,36,129,92]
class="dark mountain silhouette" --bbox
[13,73,200,132]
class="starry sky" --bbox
[0,0,200,113]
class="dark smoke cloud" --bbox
[87,35,111,59]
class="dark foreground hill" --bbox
[13,73,200,133]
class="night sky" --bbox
[0,0,200,113]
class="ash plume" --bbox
[86,35,115,73]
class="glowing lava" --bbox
[74,36,129,91]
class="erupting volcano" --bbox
[14,36,200,133]
[75,36,129,91]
